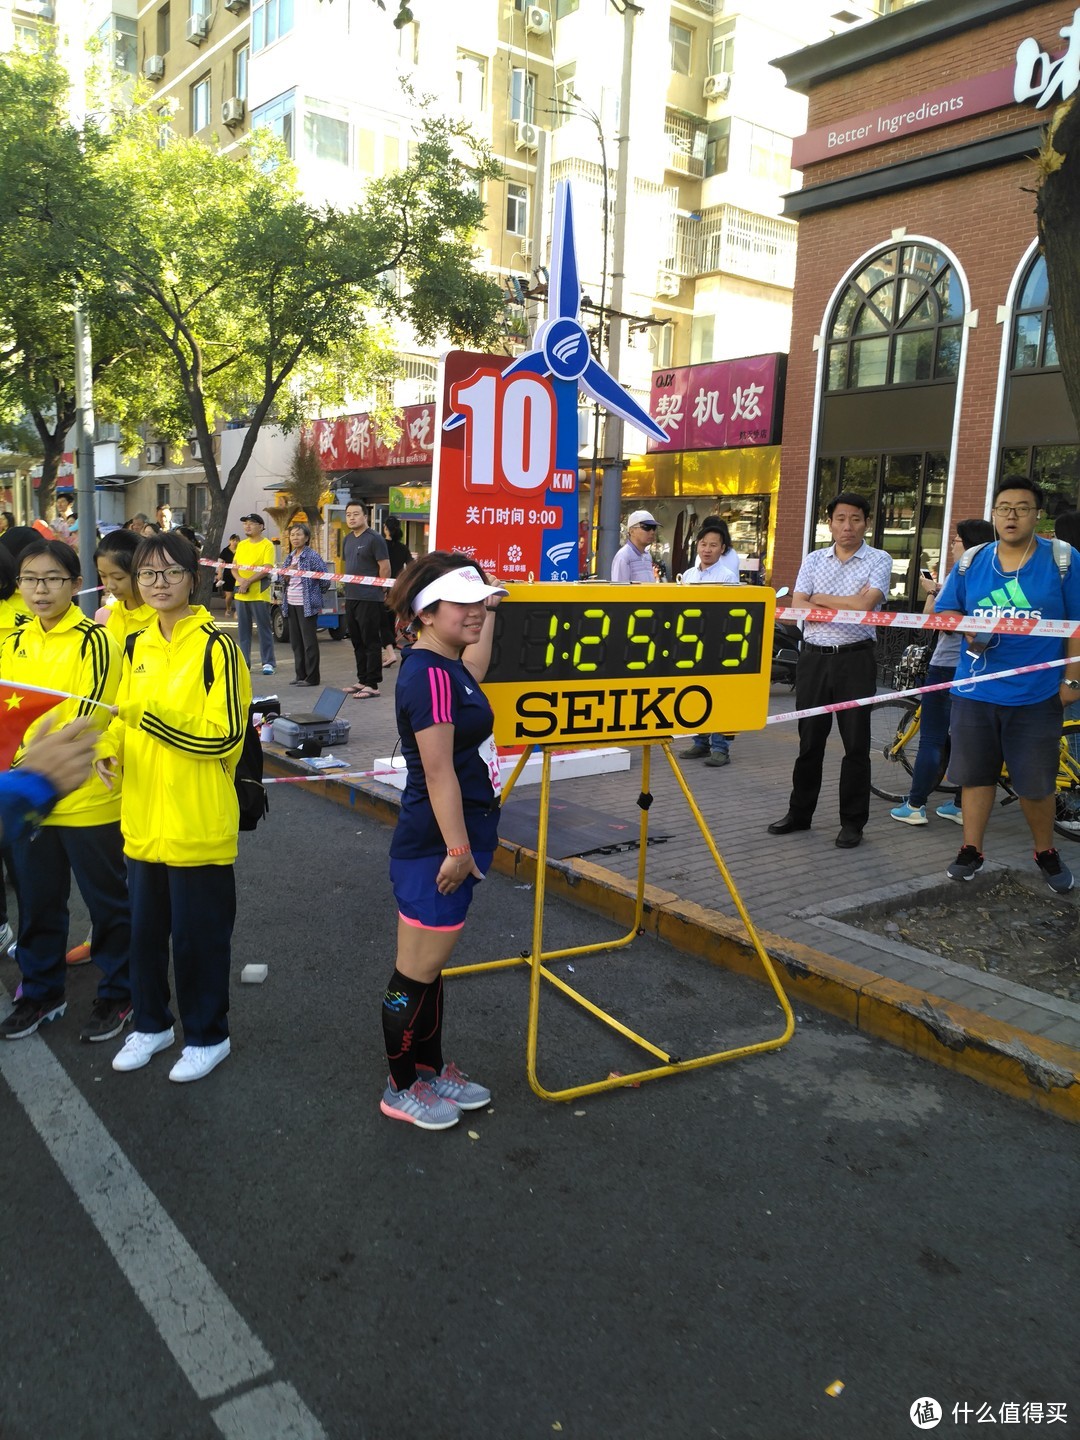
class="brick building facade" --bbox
[772,0,1079,600]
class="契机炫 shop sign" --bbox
[646,354,782,455]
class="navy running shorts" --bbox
[389,850,494,931]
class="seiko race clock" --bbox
[484,582,775,747]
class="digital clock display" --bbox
[483,583,774,746]
[488,599,765,683]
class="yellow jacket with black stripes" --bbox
[103,598,156,647]
[0,594,31,646]
[0,603,121,827]
[112,606,252,866]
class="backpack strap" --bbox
[1052,536,1072,579]
[957,542,989,574]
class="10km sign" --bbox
[449,371,558,494]
[431,350,581,583]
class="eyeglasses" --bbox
[136,567,190,587]
[18,574,72,590]
[992,505,1038,518]
[635,523,658,531]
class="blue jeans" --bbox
[907,664,954,808]
[696,734,731,757]
[1065,697,1080,763]
[236,600,275,668]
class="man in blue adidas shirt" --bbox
[935,479,1080,891]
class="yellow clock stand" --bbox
[444,734,795,1103]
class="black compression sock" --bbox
[382,968,430,1092]
[414,974,444,1075]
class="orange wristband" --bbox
[446,844,472,858]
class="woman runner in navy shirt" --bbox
[380,553,507,1130]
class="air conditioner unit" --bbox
[143,54,165,81]
[514,120,540,151]
[657,270,681,298]
[185,13,208,43]
[525,5,550,34]
[222,97,245,126]
[703,73,731,100]
[190,438,204,460]
[223,0,248,11]
[145,443,165,467]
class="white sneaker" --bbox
[169,1038,231,1083]
[0,922,13,954]
[112,1027,175,1072]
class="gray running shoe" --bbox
[947,845,984,881]
[380,1077,460,1130]
[418,1062,491,1111]
[1034,848,1074,894]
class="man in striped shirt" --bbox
[768,492,892,849]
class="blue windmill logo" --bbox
[446,181,670,445]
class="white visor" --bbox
[412,565,508,615]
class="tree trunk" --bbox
[1036,99,1080,435]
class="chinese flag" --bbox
[0,684,66,771]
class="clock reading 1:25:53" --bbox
[487,599,767,684]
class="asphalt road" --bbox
[0,787,1076,1440]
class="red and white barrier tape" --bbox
[767,653,1075,726]
[775,604,1080,640]
[199,558,394,591]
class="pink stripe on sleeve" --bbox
[428,665,453,724]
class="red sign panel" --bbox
[647,354,781,454]
[308,402,436,472]
[791,66,1016,168]
[431,350,581,583]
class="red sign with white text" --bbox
[308,403,436,472]
[647,354,781,454]
[431,350,580,583]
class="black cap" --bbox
[239,513,265,525]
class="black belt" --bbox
[802,638,875,654]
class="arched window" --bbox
[1011,254,1058,371]
[824,243,964,392]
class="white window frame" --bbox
[191,75,210,133]
[510,68,536,124]
[506,182,528,236]
[669,21,692,76]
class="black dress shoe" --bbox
[767,814,811,835]
[835,826,863,848]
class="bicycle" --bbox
[869,699,1080,842]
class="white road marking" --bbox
[0,987,328,1439]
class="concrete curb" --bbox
[266,755,1080,1123]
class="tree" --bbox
[0,50,169,519]
[283,432,330,530]
[84,100,503,583]
[1036,99,1080,435]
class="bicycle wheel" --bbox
[1054,729,1080,842]
[869,699,919,803]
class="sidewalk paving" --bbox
[237,609,1080,1115]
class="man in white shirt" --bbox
[767,492,891,848]
[611,510,660,584]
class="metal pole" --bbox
[596,1,639,580]
[73,300,98,614]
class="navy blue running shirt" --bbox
[390,648,501,859]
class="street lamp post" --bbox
[596,0,641,581]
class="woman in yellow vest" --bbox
[0,540,131,1043]
[108,532,252,1083]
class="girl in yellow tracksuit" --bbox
[0,540,132,1044]
[94,530,155,645]
[108,531,252,1084]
